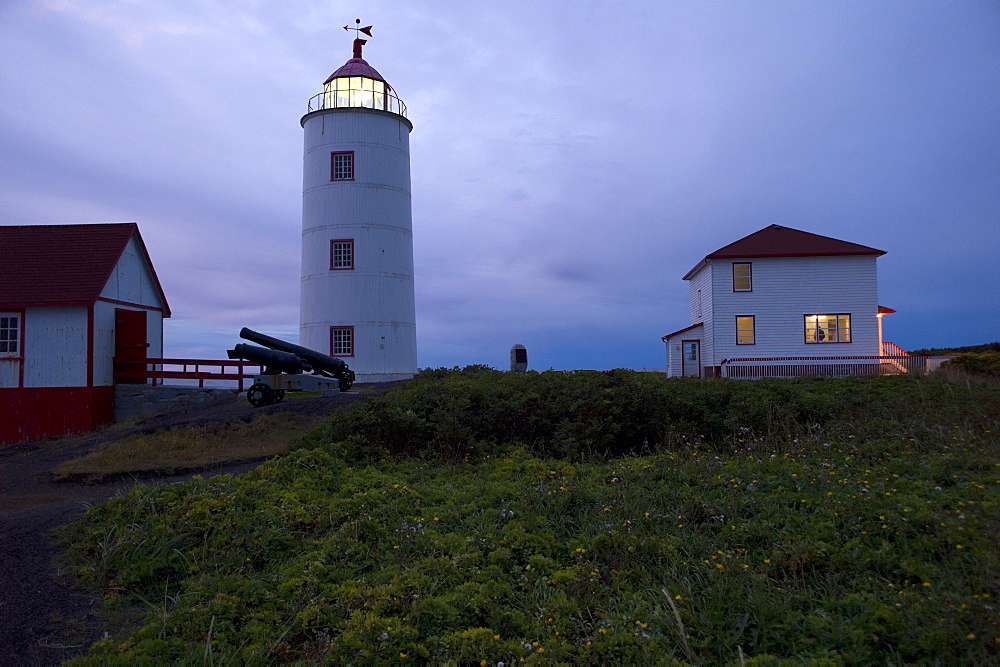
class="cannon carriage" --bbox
[228,328,355,406]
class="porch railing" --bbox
[881,341,909,357]
[879,342,912,373]
[720,354,927,379]
[113,358,264,391]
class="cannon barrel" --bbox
[239,327,349,377]
[228,343,311,375]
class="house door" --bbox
[115,309,149,384]
[681,340,701,378]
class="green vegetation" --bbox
[940,352,1000,378]
[296,368,938,461]
[910,342,1000,356]
[53,413,316,482]
[61,370,1000,663]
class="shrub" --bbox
[910,342,1000,356]
[940,352,1000,378]
[296,369,998,462]
[60,372,1000,663]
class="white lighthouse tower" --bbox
[299,24,416,382]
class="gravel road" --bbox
[0,384,394,664]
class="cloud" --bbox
[1,0,997,366]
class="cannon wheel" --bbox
[247,383,274,407]
[339,376,353,392]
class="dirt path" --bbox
[0,384,394,665]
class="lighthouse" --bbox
[299,24,416,382]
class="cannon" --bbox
[228,328,355,407]
[230,343,312,375]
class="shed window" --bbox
[331,239,354,270]
[733,263,752,291]
[331,151,354,180]
[0,314,19,355]
[736,315,755,344]
[805,314,851,343]
[331,326,354,356]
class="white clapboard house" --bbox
[662,225,905,378]
[0,223,169,444]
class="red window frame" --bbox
[733,262,752,292]
[330,239,354,270]
[330,326,354,357]
[735,315,755,345]
[331,151,355,181]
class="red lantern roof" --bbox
[324,59,386,84]
[324,38,387,85]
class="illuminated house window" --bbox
[0,314,18,354]
[733,263,752,291]
[736,315,755,344]
[330,240,354,270]
[331,151,354,181]
[805,314,851,343]
[331,326,354,356]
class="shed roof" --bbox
[0,223,170,316]
[684,225,885,279]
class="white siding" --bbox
[664,263,716,378]
[0,361,17,388]
[688,263,714,370]
[22,307,88,387]
[665,326,704,377]
[665,338,681,378]
[96,236,165,386]
[708,255,880,365]
[300,107,417,381]
[100,236,166,310]
[93,302,114,386]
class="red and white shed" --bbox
[0,223,170,444]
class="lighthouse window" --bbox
[330,240,354,270]
[0,314,19,355]
[331,326,354,356]
[331,151,354,181]
[324,76,387,110]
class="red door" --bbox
[115,309,149,384]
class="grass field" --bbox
[52,412,315,482]
[59,369,999,663]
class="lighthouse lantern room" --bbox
[300,23,416,383]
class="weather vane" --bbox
[344,18,372,38]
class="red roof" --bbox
[661,322,704,341]
[0,223,170,316]
[324,58,387,85]
[684,225,885,279]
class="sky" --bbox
[1,0,997,370]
